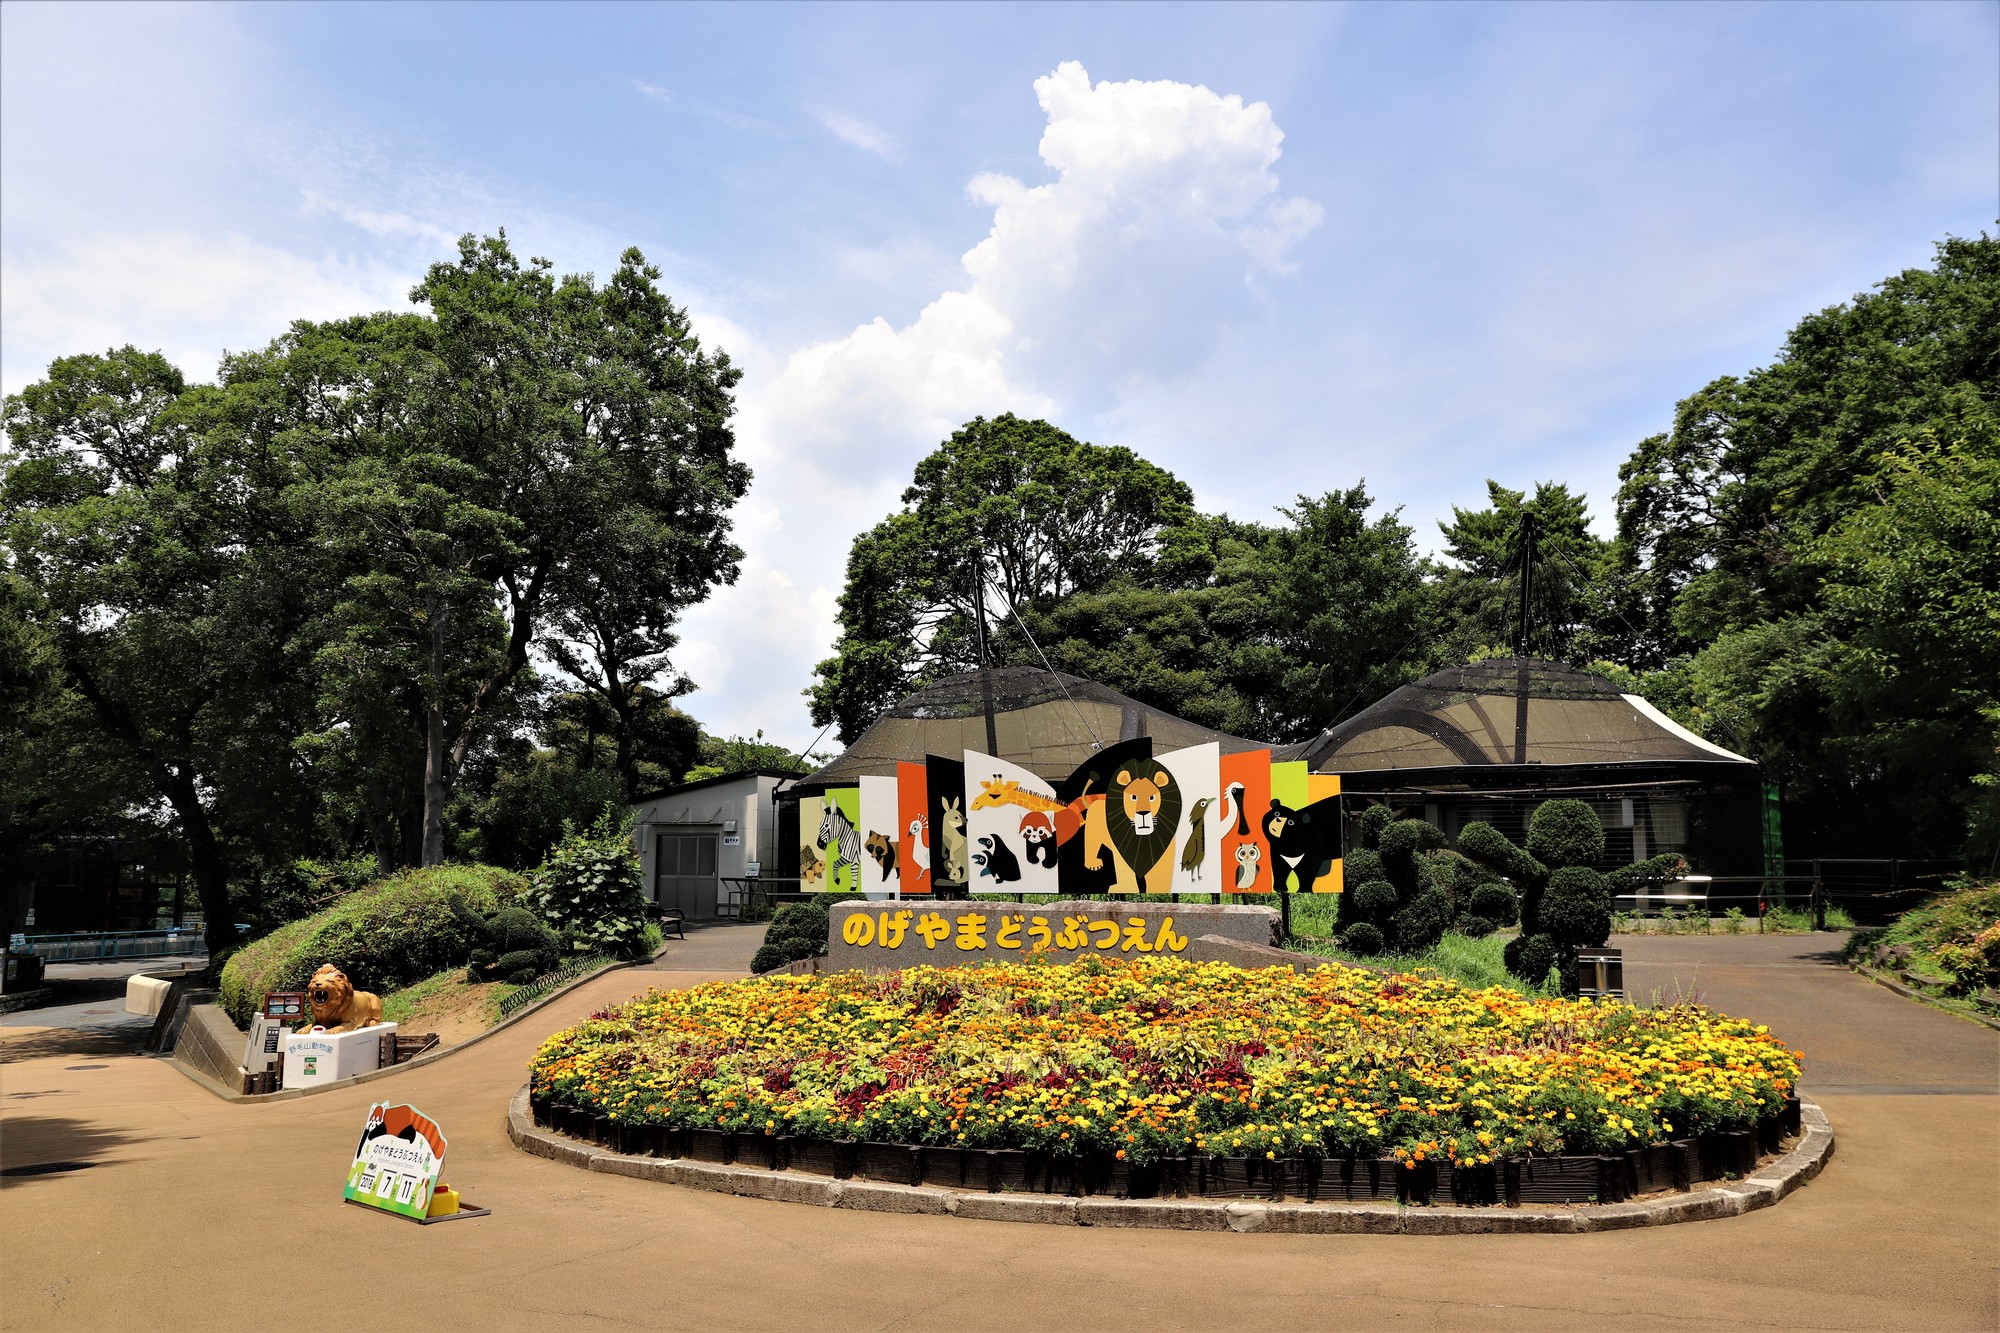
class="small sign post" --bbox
[343,1101,489,1225]
[1575,948,1625,1000]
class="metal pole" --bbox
[973,554,999,757]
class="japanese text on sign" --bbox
[840,908,1188,954]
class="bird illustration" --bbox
[1180,797,1214,880]
[1222,782,1250,836]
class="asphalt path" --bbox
[2,925,1994,1331]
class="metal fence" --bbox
[495,954,616,1018]
[11,929,209,962]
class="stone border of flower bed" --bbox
[507,1085,1834,1233]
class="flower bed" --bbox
[531,957,1800,1202]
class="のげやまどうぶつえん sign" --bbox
[822,900,1277,970]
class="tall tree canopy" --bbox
[1611,234,2000,861]
[3,233,750,942]
[810,412,1435,746]
[808,414,1194,741]
[1431,480,1614,663]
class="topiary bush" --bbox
[1455,914,1497,939]
[1335,849,1386,926]
[1504,933,1559,991]
[1357,805,1394,850]
[1470,880,1520,927]
[1540,866,1613,954]
[1460,803,1618,988]
[1338,921,1387,956]
[1347,879,1401,931]
[1526,799,1606,870]
[1394,888,1454,953]
[451,897,564,984]
[750,897,833,974]
[219,864,526,1025]
[528,808,654,962]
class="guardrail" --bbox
[11,929,208,962]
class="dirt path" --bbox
[2,927,1994,1331]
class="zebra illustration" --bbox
[817,802,863,888]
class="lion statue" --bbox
[305,964,383,1032]
[1084,766,1182,894]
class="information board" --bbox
[343,1102,447,1221]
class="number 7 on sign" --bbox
[375,1172,398,1198]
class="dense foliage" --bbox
[1844,880,2000,1008]
[531,958,1801,1164]
[807,414,1434,746]
[748,896,836,975]
[218,864,525,1024]
[527,810,656,961]
[3,233,747,948]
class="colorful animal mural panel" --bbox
[963,750,1061,894]
[858,775,900,896]
[1217,748,1274,893]
[896,761,932,895]
[1161,743,1221,894]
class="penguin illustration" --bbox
[976,834,1022,883]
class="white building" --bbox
[630,770,800,919]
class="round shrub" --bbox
[1526,799,1605,870]
[751,898,833,975]
[453,899,563,984]
[1349,879,1401,928]
[1377,818,1444,862]
[1358,804,1394,850]
[1505,933,1560,988]
[1341,848,1386,895]
[1539,865,1612,949]
[529,809,654,961]
[1470,880,1521,927]
[1338,921,1387,956]
[1455,914,1497,939]
[1394,889,1454,953]
[218,864,526,1025]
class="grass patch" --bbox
[381,968,465,1025]
[1288,930,1550,995]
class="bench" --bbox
[655,907,687,941]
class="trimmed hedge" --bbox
[219,865,526,1025]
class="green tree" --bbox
[1433,480,1612,662]
[222,233,748,865]
[809,414,1194,741]
[1613,235,2000,859]
[2,349,322,954]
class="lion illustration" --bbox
[1084,766,1182,894]
[306,964,382,1032]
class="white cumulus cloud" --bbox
[675,61,1320,746]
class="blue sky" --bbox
[4,1,1994,752]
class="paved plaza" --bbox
[2,926,1994,1331]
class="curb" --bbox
[163,946,673,1104]
[506,1086,1835,1233]
[0,988,56,1015]
[1847,962,2000,1033]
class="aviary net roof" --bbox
[803,665,1273,786]
[1281,657,1753,774]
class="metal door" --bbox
[655,832,719,918]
